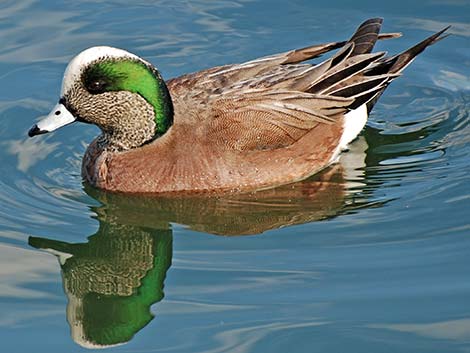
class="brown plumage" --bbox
[29,18,449,194]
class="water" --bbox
[1,0,469,352]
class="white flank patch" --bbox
[340,103,368,150]
[329,103,368,163]
[61,46,142,96]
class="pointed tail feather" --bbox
[348,17,383,55]
[364,26,450,112]
[281,31,401,65]
[366,26,451,77]
[388,25,451,73]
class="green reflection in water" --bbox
[29,222,172,348]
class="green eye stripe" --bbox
[84,59,173,135]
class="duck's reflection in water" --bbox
[28,137,369,348]
[29,225,172,348]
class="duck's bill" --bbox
[28,103,76,137]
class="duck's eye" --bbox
[86,80,107,94]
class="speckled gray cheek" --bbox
[65,81,157,152]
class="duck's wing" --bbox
[202,17,386,151]
[167,24,401,95]
[166,40,348,99]
[207,90,354,150]
[168,19,448,152]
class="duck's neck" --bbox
[97,95,157,152]
[100,119,156,153]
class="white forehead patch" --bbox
[60,46,141,96]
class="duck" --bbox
[28,18,449,194]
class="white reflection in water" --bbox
[206,321,327,353]
[370,318,470,341]
[0,0,257,64]
[5,138,60,173]
[157,299,255,315]
[0,0,35,20]
[0,243,57,298]
[0,305,62,327]
[400,17,470,37]
[433,70,470,92]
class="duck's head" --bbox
[28,46,173,151]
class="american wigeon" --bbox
[28,18,449,194]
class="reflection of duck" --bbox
[29,225,172,349]
[26,135,369,348]
[27,136,369,348]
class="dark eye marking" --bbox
[86,79,108,94]
[82,63,113,95]
[82,59,133,95]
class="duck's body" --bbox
[29,18,448,194]
[82,108,343,193]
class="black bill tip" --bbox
[28,124,48,137]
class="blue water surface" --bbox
[0,1,469,352]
